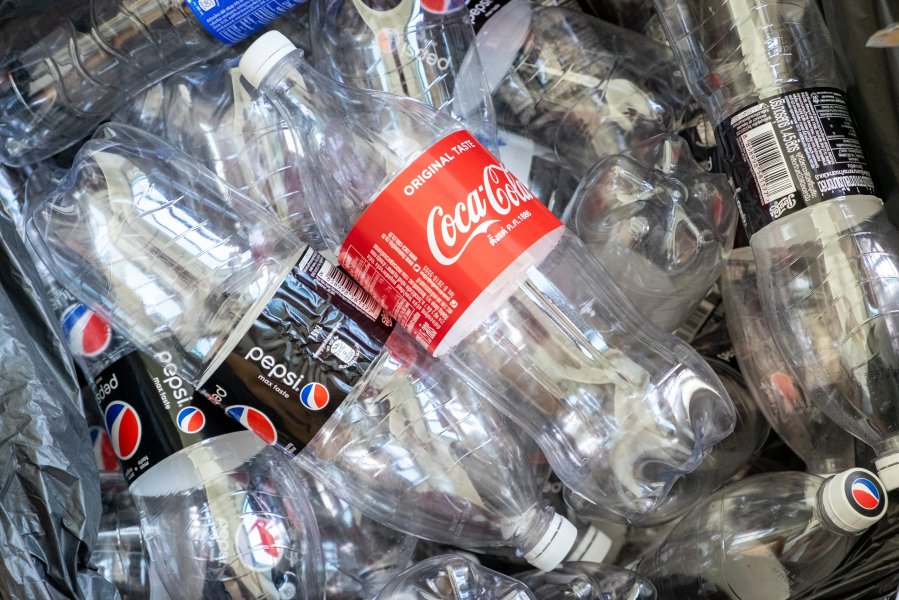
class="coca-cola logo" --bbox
[768,193,797,219]
[426,163,536,265]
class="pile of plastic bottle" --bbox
[2,0,899,598]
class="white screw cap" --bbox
[820,468,887,533]
[239,30,296,89]
[875,453,899,491]
[564,524,612,564]
[522,513,577,572]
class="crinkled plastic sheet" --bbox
[0,170,118,599]
[0,0,62,21]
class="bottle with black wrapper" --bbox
[22,178,325,598]
[654,0,899,492]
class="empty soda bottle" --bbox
[654,0,899,490]
[310,0,497,148]
[518,562,657,600]
[239,30,736,524]
[722,246,856,476]
[638,469,888,599]
[0,0,306,166]
[113,56,325,251]
[563,132,737,331]
[374,554,535,599]
[472,0,691,173]
[28,124,579,571]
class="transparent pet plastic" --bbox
[722,246,856,477]
[310,0,497,149]
[113,57,325,250]
[298,473,417,599]
[518,562,658,600]
[479,0,692,173]
[27,125,576,571]
[566,359,768,526]
[563,132,737,331]
[0,0,230,166]
[654,0,899,488]
[637,470,885,600]
[246,38,736,522]
[374,554,536,600]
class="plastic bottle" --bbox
[637,469,888,600]
[563,132,737,331]
[722,246,856,476]
[27,124,579,572]
[238,30,736,523]
[566,359,768,526]
[0,0,306,167]
[113,55,325,251]
[654,0,899,490]
[374,554,536,599]
[310,0,497,149]
[518,562,658,600]
[470,0,692,174]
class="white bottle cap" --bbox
[239,31,297,89]
[819,468,888,534]
[874,453,899,491]
[521,513,577,572]
[565,524,612,564]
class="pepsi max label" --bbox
[93,350,245,483]
[844,471,886,517]
[714,88,877,236]
[466,0,516,33]
[201,248,394,456]
[182,0,305,45]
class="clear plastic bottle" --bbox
[238,31,736,523]
[637,469,888,600]
[0,0,305,167]
[112,56,325,251]
[654,0,899,490]
[373,554,536,600]
[518,562,658,600]
[473,0,692,173]
[722,246,856,476]
[27,124,579,571]
[309,0,497,149]
[563,132,737,331]
[298,473,417,599]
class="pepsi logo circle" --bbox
[226,405,277,446]
[300,382,329,411]
[89,426,119,472]
[235,515,286,572]
[420,0,465,13]
[844,471,886,516]
[104,401,142,461]
[62,304,111,358]
[176,406,206,435]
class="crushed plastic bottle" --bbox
[374,554,536,599]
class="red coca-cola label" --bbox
[339,130,563,354]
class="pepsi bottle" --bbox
[33,247,326,598]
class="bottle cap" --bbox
[565,524,612,563]
[819,468,887,534]
[874,453,899,491]
[522,513,577,572]
[239,31,296,89]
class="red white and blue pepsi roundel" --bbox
[420,0,465,13]
[104,401,142,461]
[851,477,882,511]
[226,405,277,446]
[300,382,329,411]
[89,426,119,472]
[176,406,206,435]
[61,304,112,358]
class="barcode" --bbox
[741,123,797,205]
[316,261,383,321]
[675,296,717,342]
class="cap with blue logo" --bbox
[820,468,888,533]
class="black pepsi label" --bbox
[199,248,395,457]
[93,350,244,484]
[715,88,877,236]
[466,0,517,33]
